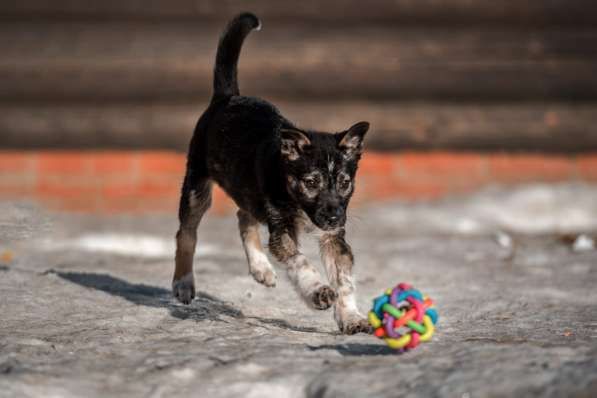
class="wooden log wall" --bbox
[1,0,597,152]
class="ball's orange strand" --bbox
[393,298,433,329]
[374,327,386,337]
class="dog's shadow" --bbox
[53,270,242,322]
[52,270,322,333]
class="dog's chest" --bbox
[295,211,330,237]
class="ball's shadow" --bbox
[308,343,397,356]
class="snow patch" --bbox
[572,234,595,252]
[369,184,597,235]
[171,367,196,380]
[37,233,218,258]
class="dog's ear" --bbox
[336,121,369,159]
[280,128,311,161]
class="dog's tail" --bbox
[213,12,261,100]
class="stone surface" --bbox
[1,184,597,397]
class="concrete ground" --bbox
[1,184,597,398]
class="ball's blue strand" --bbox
[425,308,439,324]
[373,295,389,317]
[396,289,424,303]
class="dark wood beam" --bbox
[1,0,596,27]
[1,22,596,102]
[2,101,596,153]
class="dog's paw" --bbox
[338,316,372,335]
[250,267,277,287]
[172,274,195,304]
[310,285,337,310]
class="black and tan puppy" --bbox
[173,12,370,334]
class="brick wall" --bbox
[1,150,595,214]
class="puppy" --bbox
[172,12,370,334]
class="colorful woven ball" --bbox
[368,283,438,351]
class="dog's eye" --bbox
[339,178,351,191]
[303,178,319,190]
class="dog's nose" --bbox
[326,206,343,223]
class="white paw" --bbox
[249,260,277,287]
[337,314,372,335]
[172,273,195,304]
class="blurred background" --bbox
[0,0,596,213]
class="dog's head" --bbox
[280,121,369,231]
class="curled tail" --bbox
[213,12,261,99]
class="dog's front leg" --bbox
[319,231,371,334]
[268,228,337,310]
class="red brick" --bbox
[355,176,447,203]
[1,150,595,215]
[90,152,136,175]
[37,152,90,175]
[397,152,485,181]
[394,183,447,201]
[135,178,181,198]
[138,152,185,175]
[577,155,597,180]
[488,154,573,182]
[356,176,402,201]
[101,199,142,213]
[102,197,178,214]
[36,179,98,198]
[0,152,34,173]
[46,197,100,213]
[212,185,236,215]
[357,152,397,176]
[0,182,35,197]
[101,181,138,199]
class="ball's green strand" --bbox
[406,320,426,334]
[382,303,403,319]
[381,302,427,334]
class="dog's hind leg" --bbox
[237,210,277,287]
[173,173,212,304]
